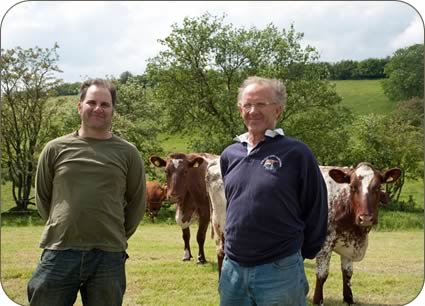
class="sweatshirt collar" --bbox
[234,128,285,143]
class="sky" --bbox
[0,0,424,83]
[0,1,424,305]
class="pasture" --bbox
[332,79,398,115]
[1,223,423,306]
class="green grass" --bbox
[399,178,424,206]
[1,224,423,306]
[332,79,398,115]
[157,133,192,155]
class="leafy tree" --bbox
[344,113,423,201]
[382,44,424,101]
[119,71,133,84]
[1,44,62,211]
[146,13,346,157]
[53,82,81,96]
[355,58,388,79]
[330,60,357,80]
[392,97,424,128]
[113,77,165,178]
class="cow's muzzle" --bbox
[357,215,374,227]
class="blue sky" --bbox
[1,1,423,83]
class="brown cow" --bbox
[146,181,167,220]
[313,163,401,306]
[150,152,218,264]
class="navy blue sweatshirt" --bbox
[220,133,328,266]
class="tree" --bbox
[355,58,388,79]
[53,82,81,96]
[344,113,423,201]
[146,13,347,157]
[330,60,357,80]
[119,71,133,84]
[113,77,165,178]
[382,44,424,101]
[1,44,62,211]
[392,97,424,128]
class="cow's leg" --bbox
[217,233,225,279]
[341,256,354,305]
[182,227,193,261]
[313,250,332,306]
[196,216,209,264]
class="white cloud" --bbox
[1,1,424,82]
[390,15,424,50]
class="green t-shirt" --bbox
[35,131,146,252]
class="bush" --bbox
[383,196,421,213]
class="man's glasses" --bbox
[240,102,278,111]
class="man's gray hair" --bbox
[237,76,287,110]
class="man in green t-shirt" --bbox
[27,79,146,306]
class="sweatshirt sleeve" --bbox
[35,143,55,222]
[299,148,328,259]
[124,147,146,239]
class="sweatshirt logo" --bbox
[261,155,282,173]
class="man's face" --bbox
[77,85,114,131]
[238,83,283,135]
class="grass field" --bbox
[1,224,423,306]
[332,79,398,115]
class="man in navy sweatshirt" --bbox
[219,76,328,306]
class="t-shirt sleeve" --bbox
[124,146,146,239]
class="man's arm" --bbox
[124,147,146,239]
[299,149,328,259]
[35,145,54,221]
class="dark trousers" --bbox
[27,249,128,306]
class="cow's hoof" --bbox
[182,256,192,261]
[344,298,354,305]
[197,256,207,264]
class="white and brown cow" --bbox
[204,157,226,277]
[150,153,218,264]
[313,162,401,306]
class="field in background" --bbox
[332,79,397,115]
[1,224,423,306]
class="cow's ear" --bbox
[189,157,205,168]
[382,168,401,184]
[150,156,166,168]
[329,169,351,184]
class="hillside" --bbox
[332,79,398,115]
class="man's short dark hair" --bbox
[79,79,117,107]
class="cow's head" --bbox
[150,153,205,202]
[329,162,401,227]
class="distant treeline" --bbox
[54,58,389,96]
[320,58,389,80]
